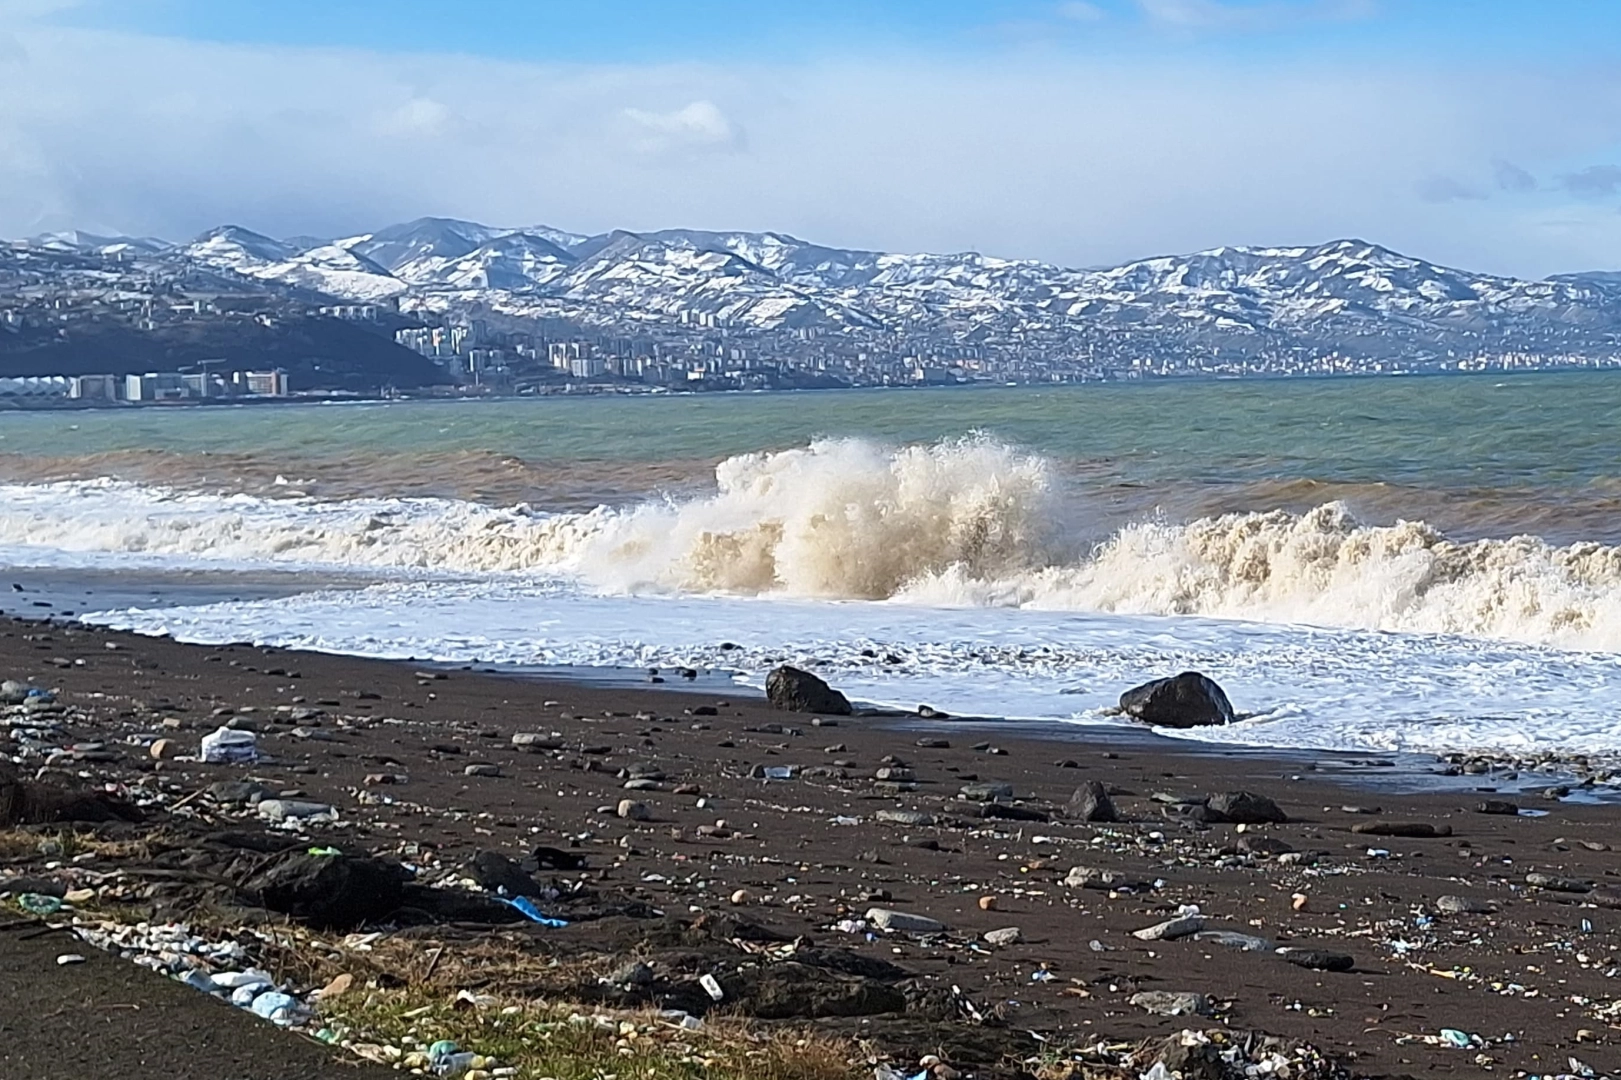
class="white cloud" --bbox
[0,22,1616,278]
[378,97,454,137]
[622,99,741,152]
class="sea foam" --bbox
[3,437,1621,650]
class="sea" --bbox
[5,371,1621,762]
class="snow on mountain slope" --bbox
[13,218,1621,357]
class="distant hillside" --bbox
[0,315,451,392]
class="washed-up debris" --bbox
[865,907,944,934]
[982,927,1023,946]
[199,725,258,764]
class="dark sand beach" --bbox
[0,616,1616,1079]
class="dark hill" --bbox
[0,316,450,392]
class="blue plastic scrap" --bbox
[499,895,568,927]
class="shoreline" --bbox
[5,563,1615,805]
[1,612,1619,1077]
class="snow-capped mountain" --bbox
[11,219,1621,364]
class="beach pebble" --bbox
[464,763,501,778]
[55,954,85,966]
[875,810,935,826]
[1133,915,1205,941]
[617,799,650,821]
[729,889,750,905]
[977,895,998,911]
[865,907,945,934]
[1526,872,1591,893]
[1129,991,1213,1017]
[256,799,335,822]
[959,781,1013,801]
[1291,893,1309,911]
[1276,947,1354,972]
[1435,895,1496,915]
[1351,821,1451,837]
[1193,930,1272,952]
[982,927,1023,946]
[148,738,175,760]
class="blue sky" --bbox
[3,1,1621,276]
[55,1,1621,65]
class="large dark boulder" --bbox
[765,666,852,715]
[1208,790,1288,824]
[1066,780,1119,823]
[245,852,406,930]
[1119,672,1234,728]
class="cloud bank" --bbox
[0,13,1619,278]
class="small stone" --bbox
[1129,991,1213,1017]
[1351,821,1451,838]
[982,926,1022,946]
[1276,947,1354,972]
[256,799,336,822]
[915,738,950,749]
[865,907,945,934]
[1476,800,1521,815]
[1133,915,1205,941]
[977,895,997,911]
[1435,895,1495,915]
[609,961,654,987]
[623,778,662,791]
[1291,893,1309,911]
[875,810,936,826]
[959,781,1014,801]
[1238,835,1295,857]
[729,889,750,905]
[464,763,501,778]
[511,733,563,750]
[875,767,915,782]
[1192,930,1271,951]
[56,954,85,966]
[63,888,94,904]
[617,799,650,821]
[1064,866,1147,891]
[148,739,175,760]
[1526,872,1591,893]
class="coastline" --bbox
[1,612,1618,1078]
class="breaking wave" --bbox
[2,436,1621,650]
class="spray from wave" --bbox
[2,437,1620,650]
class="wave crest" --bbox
[2,438,1621,649]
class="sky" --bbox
[2,0,1620,277]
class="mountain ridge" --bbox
[11,220,1621,375]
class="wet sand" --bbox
[1,616,1619,1078]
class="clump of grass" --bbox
[320,988,865,1080]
